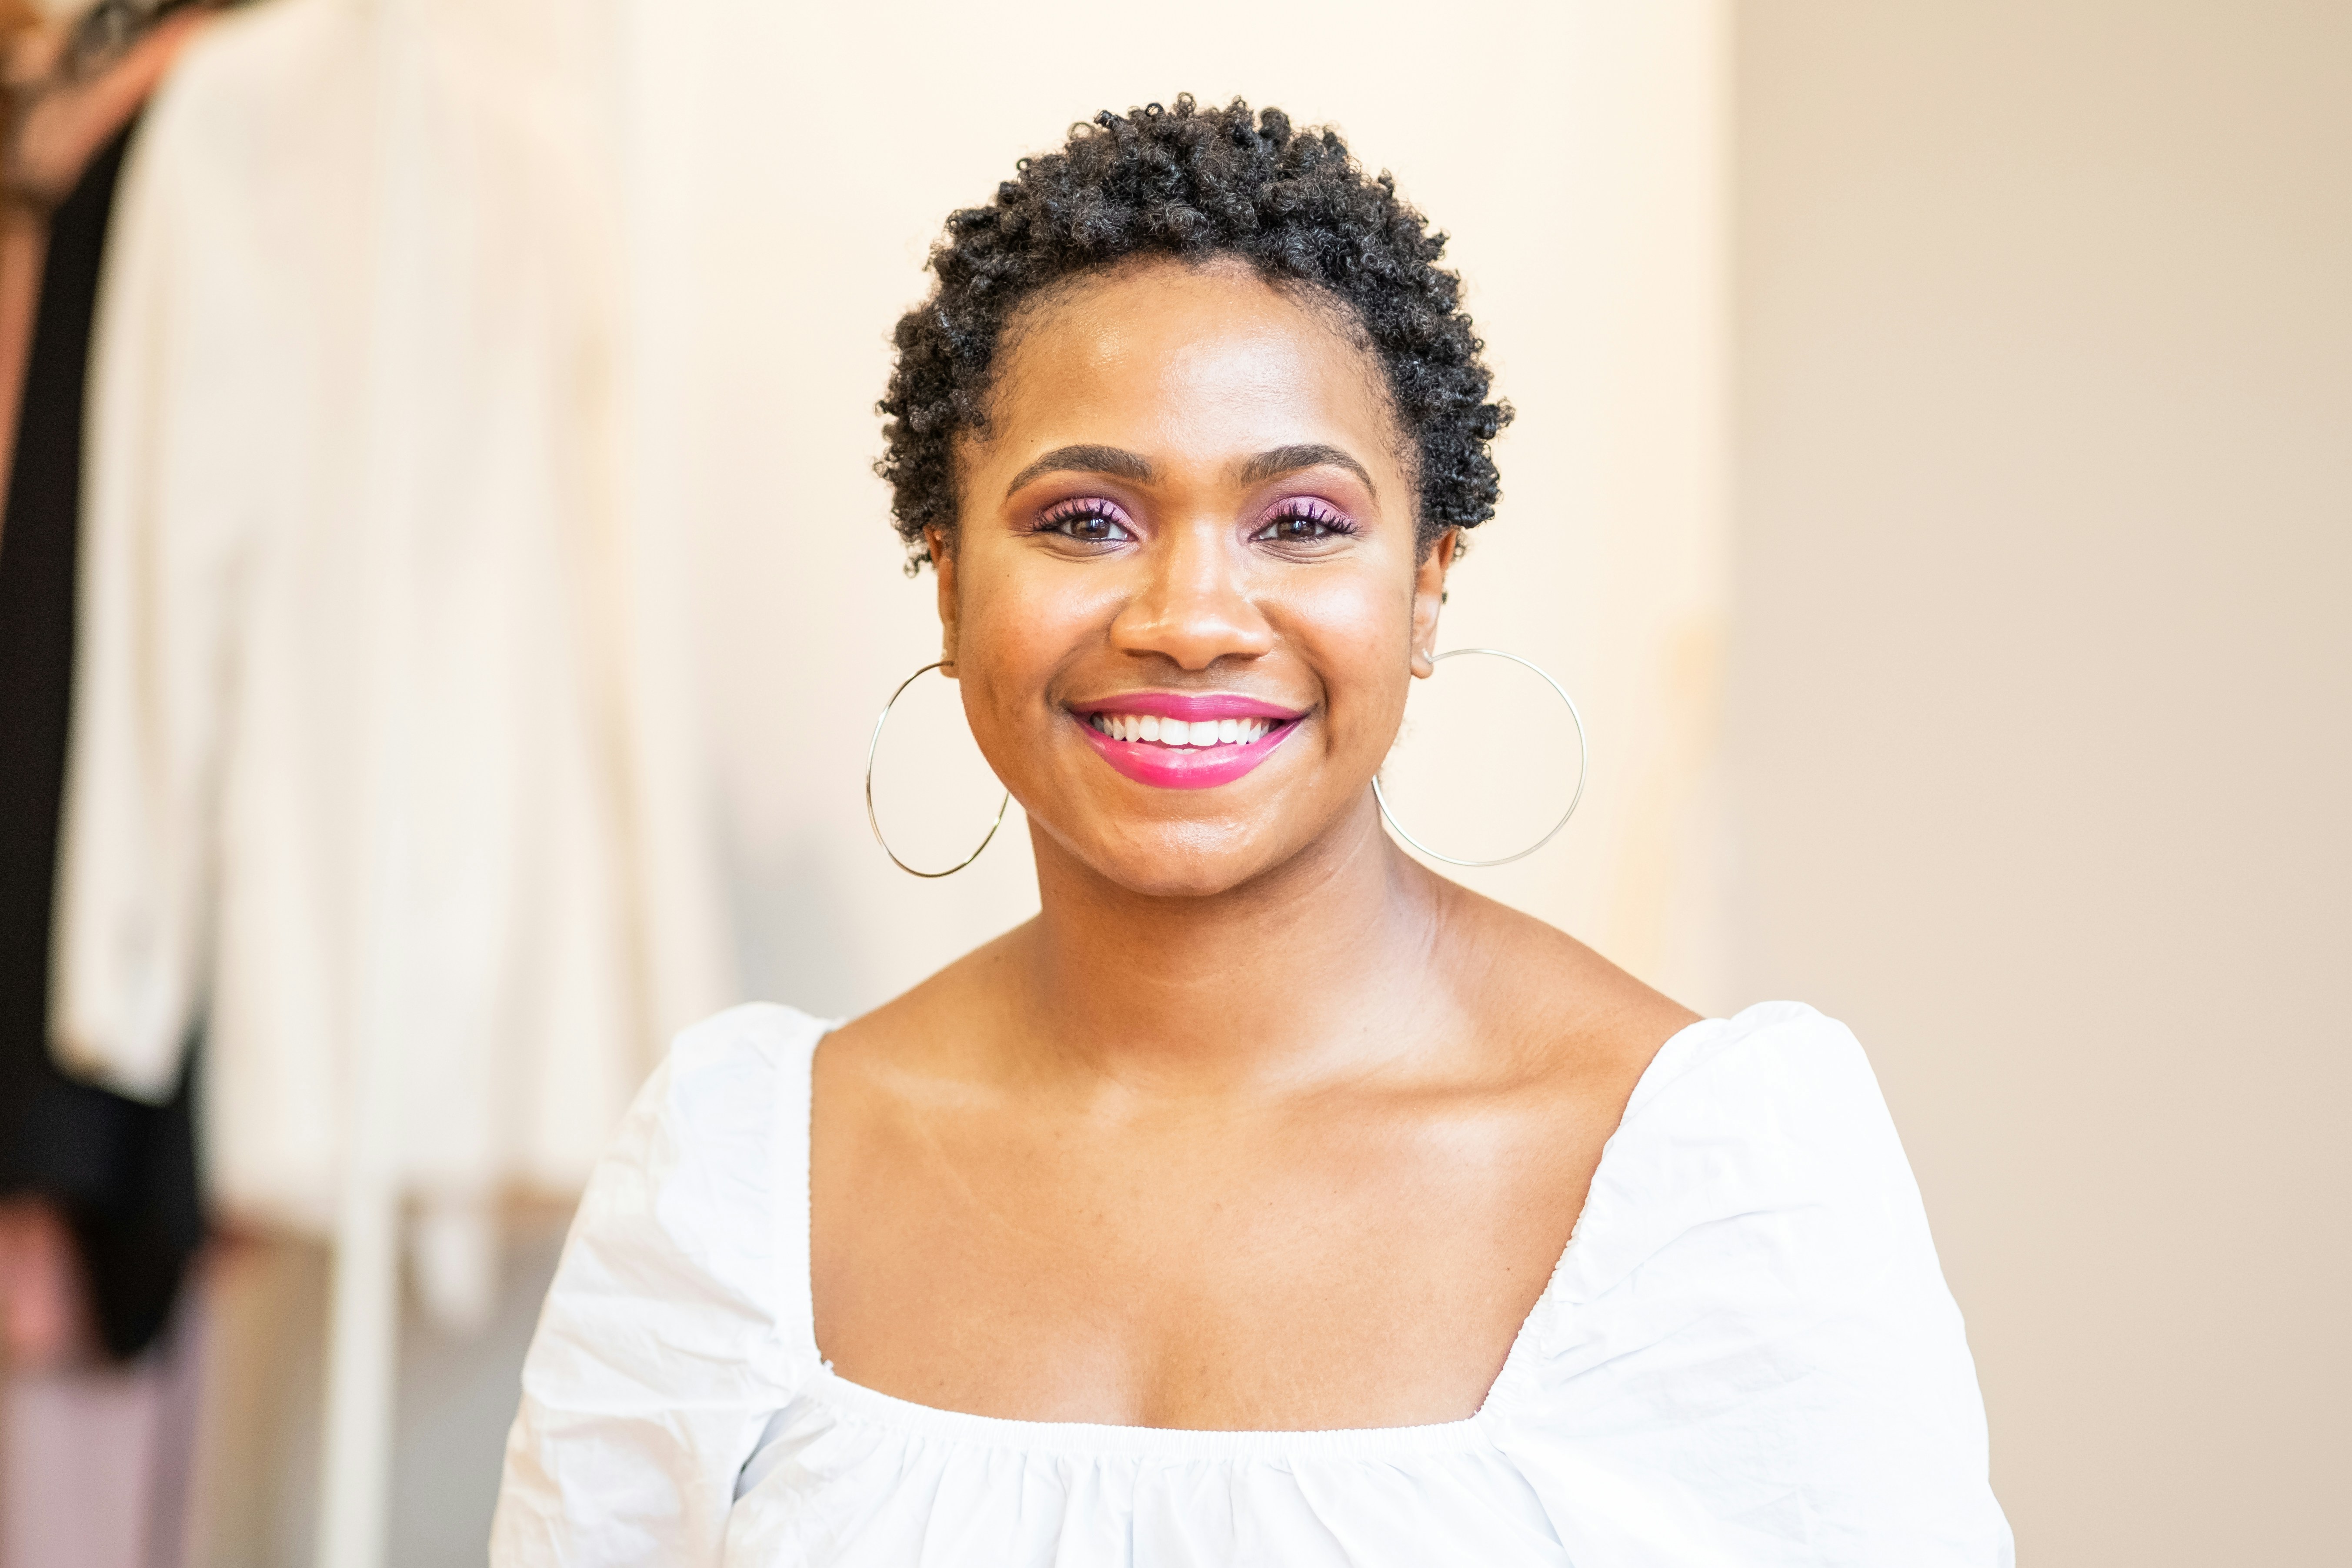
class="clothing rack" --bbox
[314,2,421,1562]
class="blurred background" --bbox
[0,0,2340,1564]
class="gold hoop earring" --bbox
[865,661,1010,878]
[1371,648,1589,867]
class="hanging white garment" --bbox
[50,0,731,1242]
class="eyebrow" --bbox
[1004,444,1154,497]
[1235,443,1377,497]
[1001,440,1378,500]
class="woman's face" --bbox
[937,257,1452,897]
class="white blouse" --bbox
[491,1001,2012,1566]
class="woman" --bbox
[493,97,2010,1566]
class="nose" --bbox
[1108,519,1276,672]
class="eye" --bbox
[1038,498,1135,545]
[1252,498,1356,545]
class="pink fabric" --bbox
[0,1285,200,1568]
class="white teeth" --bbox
[1089,712,1284,747]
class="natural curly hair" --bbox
[876,94,1511,572]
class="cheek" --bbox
[1272,571,1416,747]
[948,559,1101,753]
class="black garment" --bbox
[0,115,201,1362]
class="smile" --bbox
[1084,713,1278,747]
[1071,695,1304,791]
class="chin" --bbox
[1048,813,1299,901]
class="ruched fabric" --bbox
[493,1002,2013,1566]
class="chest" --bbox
[808,1087,1606,1431]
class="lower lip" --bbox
[1075,715,1302,790]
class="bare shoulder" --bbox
[816,920,1035,1096]
[1426,872,1700,1102]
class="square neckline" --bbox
[787,1010,1719,1459]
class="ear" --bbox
[926,527,960,676]
[1409,528,1459,678]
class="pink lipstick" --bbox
[1070,692,1305,791]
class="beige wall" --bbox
[1732,4,2351,1561]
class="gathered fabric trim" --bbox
[797,1365,1501,1462]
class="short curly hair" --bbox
[876,94,1511,572]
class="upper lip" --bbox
[1068,691,1306,722]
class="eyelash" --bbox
[1031,496,1360,546]
[1253,498,1357,543]
[1035,497,1135,544]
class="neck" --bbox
[1011,794,1453,1094]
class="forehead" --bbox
[977,258,1401,477]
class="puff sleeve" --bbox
[491,1004,828,1566]
[1482,1003,2013,1566]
